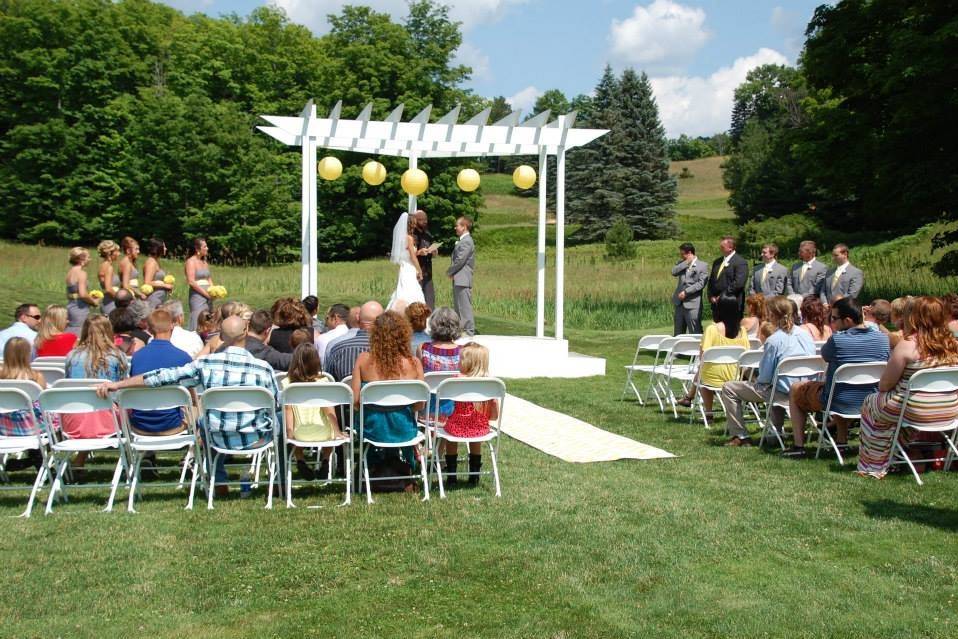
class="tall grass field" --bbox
[1,156,957,638]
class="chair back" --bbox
[38,387,120,443]
[637,334,670,351]
[274,371,287,386]
[738,350,764,370]
[322,372,335,383]
[33,356,66,366]
[0,387,34,415]
[200,386,276,413]
[281,381,353,409]
[32,365,65,385]
[340,374,353,387]
[424,371,459,392]
[117,386,193,411]
[701,346,746,366]
[831,362,887,387]
[814,341,827,355]
[668,337,701,360]
[53,378,104,388]
[896,366,958,433]
[0,379,43,402]
[748,337,762,350]
[774,355,826,380]
[359,380,430,408]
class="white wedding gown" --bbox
[387,245,425,310]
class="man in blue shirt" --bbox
[720,296,816,446]
[129,309,192,436]
[784,298,890,458]
[0,303,40,354]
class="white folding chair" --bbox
[322,372,335,383]
[38,387,128,514]
[621,334,670,405]
[689,346,746,429]
[199,386,280,509]
[423,371,460,451]
[659,337,701,418]
[641,337,679,411]
[33,356,67,366]
[737,349,767,424]
[274,371,287,386]
[281,381,353,508]
[431,377,506,499]
[814,362,886,464]
[758,355,826,450]
[32,364,65,386]
[887,366,958,485]
[0,386,50,517]
[52,378,104,388]
[358,380,430,504]
[116,386,200,512]
[814,341,827,355]
[748,337,763,350]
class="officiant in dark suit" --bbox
[708,235,748,315]
[413,209,437,308]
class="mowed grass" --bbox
[2,160,958,637]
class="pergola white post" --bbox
[536,148,547,338]
[407,154,418,215]
[299,101,317,298]
[555,142,566,341]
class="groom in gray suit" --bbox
[671,242,709,335]
[447,216,476,336]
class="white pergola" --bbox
[258,100,607,340]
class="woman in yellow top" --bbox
[678,295,751,416]
[282,343,346,480]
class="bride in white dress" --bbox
[386,212,425,311]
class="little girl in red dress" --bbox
[444,343,498,486]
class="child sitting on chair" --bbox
[443,343,498,486]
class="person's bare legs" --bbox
[699,387,715,414]
[789,384,810,447]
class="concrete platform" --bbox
[461,334,606,379]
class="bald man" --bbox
[98,314,282,492]
[324,300,384,381]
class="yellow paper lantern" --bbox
[401,168,429,196]
[163,274,176,285]
[318,156,342,181]
[513,164,537,190]
[456,168,480,192]
[362,161,387,186]
[140,284,154,296]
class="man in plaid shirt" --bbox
[97,315,281,488]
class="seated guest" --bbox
[289,328,311,350]
[443,342,499,486]
[35,305,78,357]
[97,316,281,493]
[325,301,383,381]
[942,293,958,337]
[325,305,361,355]
[195,309,218,344]
[128,300,153,345]
[784,298,891,458]
[351,311,426,477]
[720,296,815,446]
[798,295,832,342]
[405,302,432,353]
[64,316,129,471]
[863,299,892,333]
[420,307,462,423]
[301,295,325,333]
[0,303,40,354]
[199,302,251,356]
[315,304,350,361]
[160,301,203,358]
[269,298,313,354]
[128,310,192,437]
[758,321,776,344]
[677,295,750,415]
[281,343,345,479]
[886,296,914,349]
[217,310,291,372]
[113,287,133,309]
[0,337,47,470]
[857,296,958,479]
[741,294,766,339]
[109,307,146,355]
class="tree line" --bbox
[0,0,482,263]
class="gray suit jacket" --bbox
[671,258,709,310]
[447,233,475,287]
[750,261,790,296]
[822,263,864,303]
[789,259,827,297]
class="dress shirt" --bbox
[0,321,37,355]
[170,326,203,358]
[315,323,348,362]
[756,328,815,394]
[324,329,370,381]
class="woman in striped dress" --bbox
[857,296,958,478]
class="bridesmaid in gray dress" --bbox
[97,240,121,315]
[119,236,146,302]
[142,238,174,309]
[65,247,100,334]
[185,237,214,330]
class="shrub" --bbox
[605,217,636,260]
[738,213,826,260]
[678,167,694,179]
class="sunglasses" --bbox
[27,314,41,320]
[829,315,841,322]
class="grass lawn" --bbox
[1,160,957,637]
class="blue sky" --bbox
[160,1,824,136]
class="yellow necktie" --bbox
[832,270,841,287]
[800,264,809,279]
[716,261,726,278]
[761,268,769,284]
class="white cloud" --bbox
[608,0,710,73]
[454,41,491,81]
[270,0,526,35]
[770,5,806,60]
[506,86,542,114]
[649,47,789,137]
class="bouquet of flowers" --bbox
[208,285,228,299]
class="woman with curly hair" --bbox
[351,311,425,477]
[269,297,313,354]
[405,302,431,354]
[798,295,832,341]
[857,296,958,478]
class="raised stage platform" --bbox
[461,335,606,379]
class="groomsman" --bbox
[707,236,748,313]
[447,216,476,336]
[789,240,827,297]
[822,243,864,303]
[750,243,790,296]
[671,243,709,335]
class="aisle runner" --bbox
[500,394,675,463]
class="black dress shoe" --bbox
[296,459,316,480]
